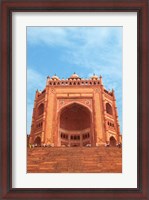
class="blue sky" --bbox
[27,26,122,134]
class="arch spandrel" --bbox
[57,99,93,113]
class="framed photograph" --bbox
[1,0,148,199]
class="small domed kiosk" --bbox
[68,72,81,80]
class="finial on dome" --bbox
[69,72,80,80]
[91,73,98,80]
[52,74,60,80]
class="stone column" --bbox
[112,89,120,143]
[45,88,55,145]
[68,134,71,147]
[100,85,107,143]
[29,90,38,144]
[94,90,104,145]
[57,130,61,146]
[80,133,83,147]
[41,90,47,144]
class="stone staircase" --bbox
[27,146,122,173]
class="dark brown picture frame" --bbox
[0,0,148,199]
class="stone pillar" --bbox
[80,133,83,147]
[41,98,47,144]
[29,90,39,144]
[29,136,33,144]
[45,88,55,144]
[94,90,104,145]
[41,87,48,144]
[112,89,120,143]
[100,85,107,143]
[90,115,95,146]
[51,93,57,146]
[68,134,71,147]
[41,131,44,143]
[57,130,61,146]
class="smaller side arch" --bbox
[37,103,44,116]
[34,136,41,146]
[109,136,116,146]
[106,102,113,115]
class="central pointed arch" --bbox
[57,102,94,147]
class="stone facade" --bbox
[29,73,122,147]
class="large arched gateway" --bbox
[58,103,94,147]
[29,73,122,147]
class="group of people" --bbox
[104,142,122,148]
[29,143,54,148]
[29,143,122,148]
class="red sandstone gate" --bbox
[29,73,122,147]
[57,103,94,147]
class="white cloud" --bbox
[27,27,122,49]
[27,27,72,47]
[27,68,45,91]
[27,27,122,78]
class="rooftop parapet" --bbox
[46,73,103,86]
[45,73,113,96]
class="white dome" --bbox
[70,73,79,79]
[52,74,60,80]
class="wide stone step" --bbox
[27,146,122,173]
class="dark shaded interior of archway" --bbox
[110,136,116,146]
[60,103,90,130]
[34,137,41,146]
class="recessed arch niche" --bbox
[58,103,93,147]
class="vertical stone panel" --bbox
[29,91,37,142]
[112,91,120,143]
[45,89,55,144]
[99,87,106,143]
[52,94,57,145]
[94,91,104,144]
